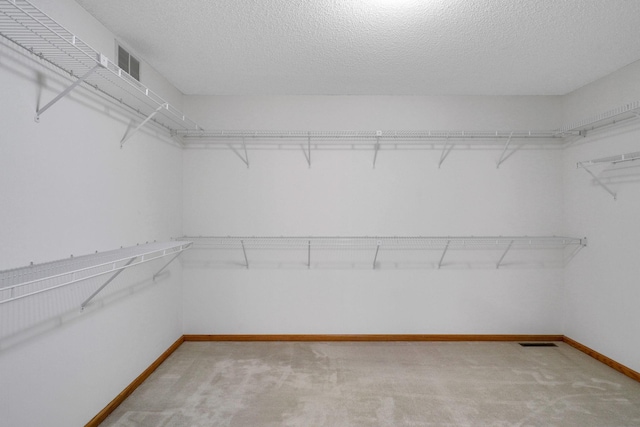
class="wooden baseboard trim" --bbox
[184,334,564,342]
[563,336,640,383]
[85,335,185,427]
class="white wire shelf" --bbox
[576,151,640,200]
[559,101,640,135]
[0,0,201,140]
[182,236,586,270]
[0,241,192,309]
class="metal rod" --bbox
[438,135,450,168]
[80,257,137,310]
[120,103,168,147]
[307,240,311,269]
[373,137,380,168]
[496,240,514,269]
[35,63,102,122]
[242,137,249,168]
[152,251,183,280]
[496,132,514,168]
[308,135,311,168]
[582,167,617,200]
[438,240,450,269]
[373,241,381,269]
[241,240,249,269]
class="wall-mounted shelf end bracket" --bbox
[35,53,108,123]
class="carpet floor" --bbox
[100,341,640,426]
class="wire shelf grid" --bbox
[0,241,192,305]
[0,0,200,133]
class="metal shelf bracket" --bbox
[120,103,169,147]
[241,240,249,269]
[496,239,514,269]
[80,256,136,310]
[438,135,452,168]
[373,240,381,269]
[438,240,450,269]
[35,55,107,122]
[496,132,514,168]
[581,166,617,200]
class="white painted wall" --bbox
[182,95,567,334]
[0,1,184,425]
[562,60,640,374]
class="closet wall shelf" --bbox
[0,0,201,143]
[0,241,192,309]
[576,151,640,200]
[183,236,586,270]
[559,101,640,136]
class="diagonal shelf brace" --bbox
[438,135,452,168]
[373,241,381,269]
[152,245,191,280]
[80,256,137,310]
[121,103,169,147]
[438,240,450,269]
[496,240,514,269]
[581,166,617,200]
[373,135,381,169]
[496,132,514,168]
[35,59,106,122]
[240,240,249,269]
[242,137,249,168]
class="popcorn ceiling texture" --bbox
[73,0,640,96]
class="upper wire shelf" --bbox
[0,240,192,309]
[183,236,586,270]
[0,0,201,136]
[559,101,640,136]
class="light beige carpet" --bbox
[101,341,640,426]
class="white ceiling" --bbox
[74,0,640,96]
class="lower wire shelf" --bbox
[182,236,586,270]
[0,240,192,308]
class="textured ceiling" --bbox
[73,0,640,96]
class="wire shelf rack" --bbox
[0,0,201,136]
[182,236,586,270]
[0,241,192,308]
[559,101,640,135]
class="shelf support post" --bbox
[496,240,514,269]
[496,132,514,168]
[581,166,617,200]
[373,241,381,269]
[35,59,106,122]
[307,240,311,269]
[438,240,450,269]
[241,240,249,269]
[80,256,137,310]
[121,103,169,147]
